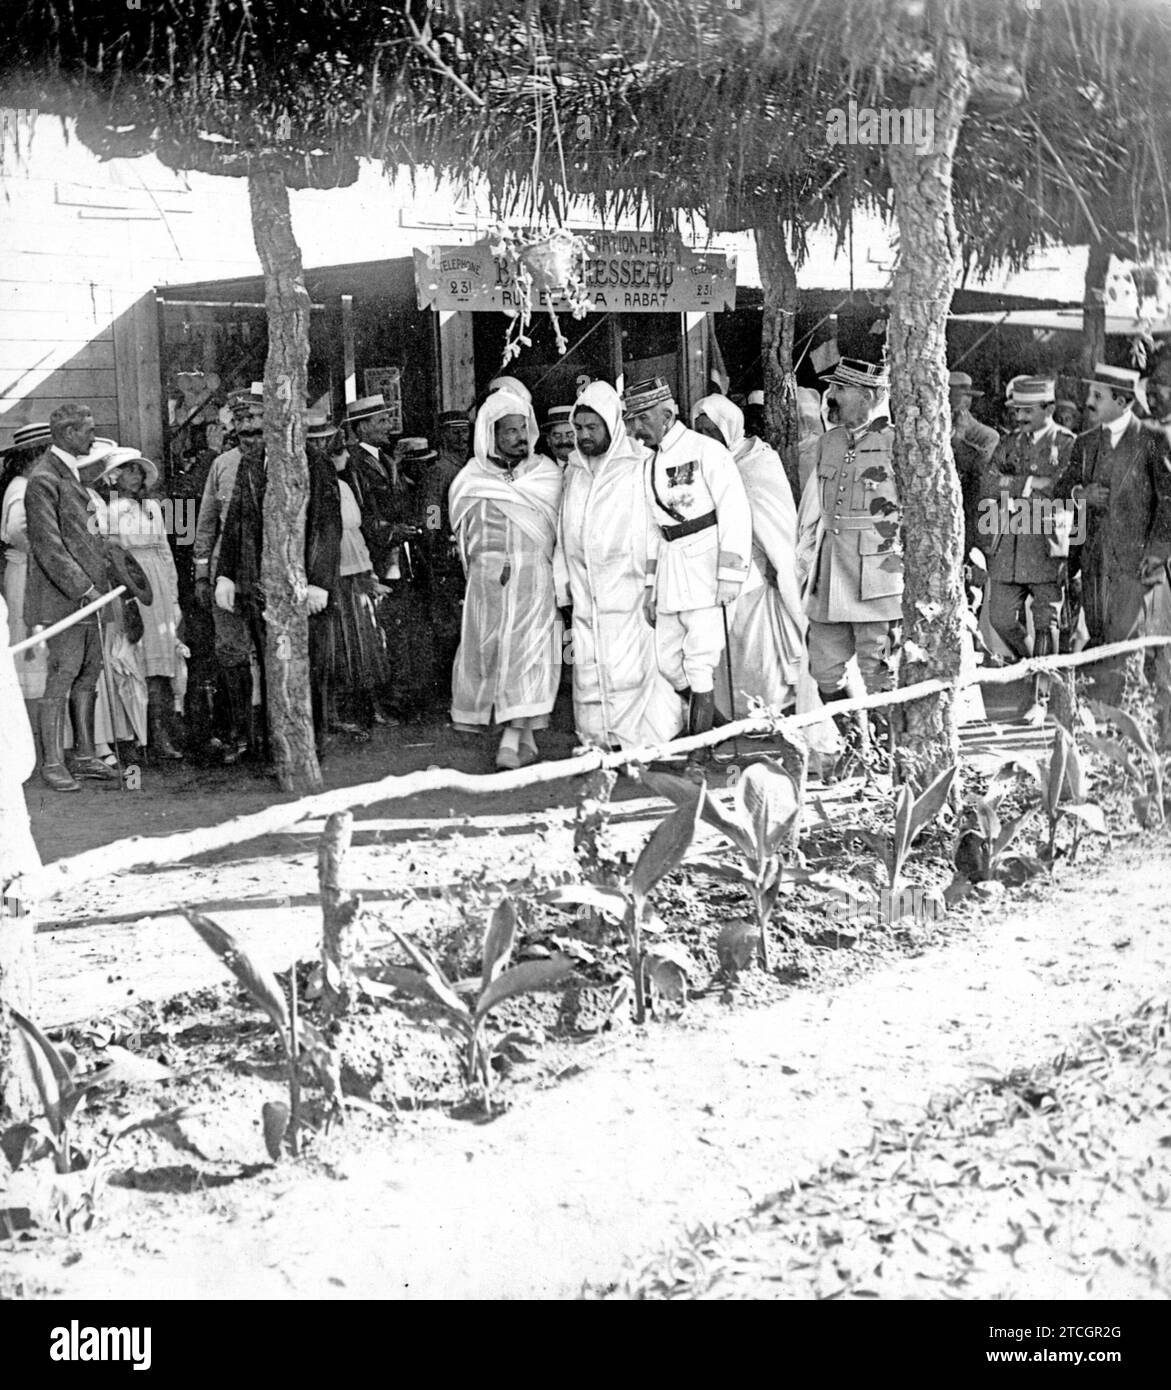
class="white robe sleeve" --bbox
[704,444,752,585]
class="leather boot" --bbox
[1022,631,1054,726]
[685,689,717,776]
[38,698,80,792]
[69,687,117,780]
[23,699,42,782]
[221,666,252,764]
[147,677,183,760]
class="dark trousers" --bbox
[43,618,103,701]
[988,580,1063,660]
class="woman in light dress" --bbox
[1,424,51,768]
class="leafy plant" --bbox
[1040,727,1109,863]
[884,765,958,893]
[366,895,573,1103]
[639,763,803,973]
[182,908,340,1159]
[488,224,593,364]
[952,788,1040,888]
[1,1009,180,1232]
[546,779,706,1020]
[1086,700,1166,827]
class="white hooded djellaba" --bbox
[449,392,563,727]
[554,381,683,749]
[692,395,837,755]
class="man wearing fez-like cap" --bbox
[543,405,576,468]
[976,377,1074,723]
[624,376,751,774]
[949,370,1000,574]
[796,357,902,763]
[1055,362,1171,713]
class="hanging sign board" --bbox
[414,232,736,314]
[362,367,403,431]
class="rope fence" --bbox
[26,633,1171,904]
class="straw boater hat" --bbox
[1009,377,1055,406]
[438,409,470,428]
[948,371,983,398]
[1082,363,1141,396]
[2,422,51,455]
[820,357,889,391]
[304,412,339,441]
[544,405,574,429]
[345,394,393,425]
[622,376,674,416]
[398,437,437,464]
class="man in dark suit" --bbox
[24,403,118,791]
[977,377,1075,722]
[1056,363,1171,704]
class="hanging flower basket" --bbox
[488,225,593,367]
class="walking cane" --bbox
[93,599,126,791]
[720,602,741,762]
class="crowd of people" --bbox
[5,347,1171,793]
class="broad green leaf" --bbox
[182,909,289,1036]
[1064,742,1087,802]
[9,1009,75,1110]
[974,796,1002,843]
[992,810,1035,862]
[734,760,800,861]
[390,930,470,1020]
[1083,734,1142,781]
[1045,729,1071,818]
[1089,701,1155,761]
[890,784,914,887]
[644,953,689,1004]
[542,883,627,919]
[630,783,705,900]
[1060,802,1109,837]
[998,855,1047,885]
[992,754,1043,789]
[261,1101,289,1162]
[953,830,990,883]
[641,768,755,858]
[481,895,518,993]
[1133,794,1165,828]
[476,954,574,1019]
[909,764,958,840]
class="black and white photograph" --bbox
[1,0,1170,1332]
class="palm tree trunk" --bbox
[885,37,972,785]
[248,163,322,794]
[754,213,800,497]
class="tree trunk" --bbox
[319,811,360,1020]
[0,622,40,1119]
[1080,238,1111,388]
[886,37,972,785]
[248,164,322,794]
[754,214,800,498]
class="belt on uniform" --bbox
[660,510,717,542]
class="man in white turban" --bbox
[555,382,682,750]
[449,391,563,768]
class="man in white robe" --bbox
[554,382,682,750]
[692,395,838,759]
[449,392,563,768]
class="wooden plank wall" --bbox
[0,113,263,452]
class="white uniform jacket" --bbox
[644,420,751,614]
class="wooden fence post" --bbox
[318,810,360,1020]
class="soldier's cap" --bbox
[544,405,574,428]
[1010,377,1055,405]
[1082,363,1141,396]
[622,377,674,416]
[2,421,51,454]
[747,390,765,407]
[948,371,983,398]
[820,357,889,391]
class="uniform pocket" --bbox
[858,531,904,600]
